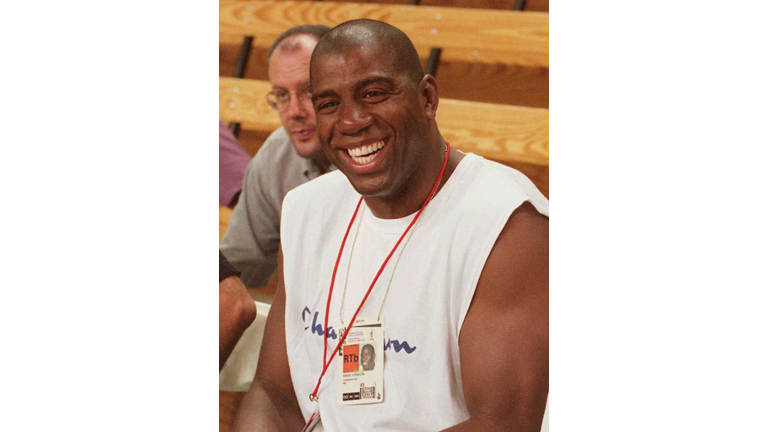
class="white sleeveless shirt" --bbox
[281,153,548,431]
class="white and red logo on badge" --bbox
[343,345,360,372]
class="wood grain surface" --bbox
[328,0,549,12]
[220,0,548,67]
[220,77,548,167]
[438,98,548,166]
[436,61,548,108]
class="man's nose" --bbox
[285,93,310,119]
[337,101,372,135]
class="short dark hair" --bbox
[268,24,332,60]
[312,19,424,86]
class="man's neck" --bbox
[364,146,464,220]
[311,154,331,175]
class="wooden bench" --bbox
[220,0,549,108]
[220,0,548,67]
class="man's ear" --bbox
[419,74,439,120]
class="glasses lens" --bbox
[266,93,279,111]
[267,90,311,112]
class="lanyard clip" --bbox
[309,376,322,402]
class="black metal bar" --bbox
[425,48,442,77]
[228,122,241,138]
[229,36,253,138]
[233,36,254,78]
[513,0,527,11]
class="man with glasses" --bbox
[221,25,333,288]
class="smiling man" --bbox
[220,25,333,288]
[234,20,549,432]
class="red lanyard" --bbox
[309,142,451,402]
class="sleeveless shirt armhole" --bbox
[280,186,303,354]
[455,196,530,335]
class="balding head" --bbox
[311,19,424,86]
[268,24,331,60]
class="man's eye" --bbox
[275,91,289,101]
[363,90,388,101]
[317,101,339,112]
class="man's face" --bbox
[361,346,374,370]
[311,44,429,199]
[268,36,322,161]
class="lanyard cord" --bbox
[309,142,451,402]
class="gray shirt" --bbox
[220,127,333,287]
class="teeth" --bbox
[353,154,374,164]
[348,140,385,160]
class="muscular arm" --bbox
[442,202,549,432]
[220,275,256,370]
[219,250,256,371]
[233,247,305,432]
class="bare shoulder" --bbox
[456,201,548,431]
[465,200,548,337]
[490,200,548,286]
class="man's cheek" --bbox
[321,141,335,161]
[316,122,332,146]
[318,131,330,147]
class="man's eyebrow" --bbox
[310,77,396,102]
[354,77,396,93]
[311,89,338,103]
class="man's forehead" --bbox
[316,42,390,65]
[312,45,397,82]
[269,43,314,85]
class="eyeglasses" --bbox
[266,88,313,113]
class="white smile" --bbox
[348,140,386,164]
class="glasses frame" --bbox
[265,88,313,113]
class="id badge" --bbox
[337,317,384,405]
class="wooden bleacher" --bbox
[220,0,549,106]
[220,2,547,430]
[220,1,548,67]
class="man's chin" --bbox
[345,173,392,199]
[292,140,323,160]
